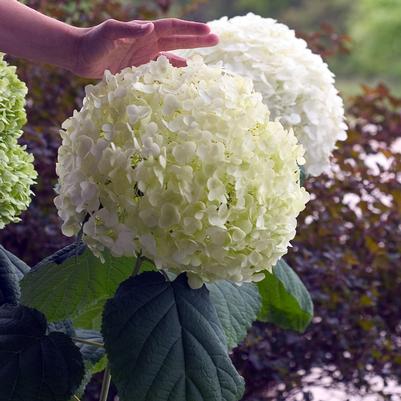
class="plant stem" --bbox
[99,365,112,401]
[76,213,90,244]
[73,395,81,401]
[75,226,84,244]
[161,270,170,281]
[72,337,104,348]
[132,252,143,276]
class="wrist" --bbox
[60,25,88,73]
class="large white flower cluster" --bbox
[55,56,309,288]
[177,14,347,176]
[0,54,36,229]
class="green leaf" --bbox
[207,281,261,350]
[20,242,134,329]
[91,354,108,374]
[47,321,106,375]
[72,257,156,329]
[0,245,29,306]
[0,304,84,401]
[257,259,313,332]
[102,272,244,401]
[141,258,157,272]
[71,253,157,329]
[72,302,104,330]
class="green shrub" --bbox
[349,0,401,79]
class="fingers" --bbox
[156,52,187,67]
[158,33,219,52]
[103,19,154,40]
[153,18,211,36]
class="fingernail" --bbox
[210,33,219,44]
[202,24,211,34]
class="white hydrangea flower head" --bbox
[0,138,37,229]
[55,56,309,288]
[177,14,347,176]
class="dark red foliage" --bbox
[297,23,351,59]
[233,85,401,400]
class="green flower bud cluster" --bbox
[0,54,37,229]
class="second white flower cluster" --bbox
[55,14,346,287]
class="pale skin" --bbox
[0,0,219,79]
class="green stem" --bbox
[75,226,84,244]
[72,337,104,348]
[76,213,90,243]
[99,365,112,401]
[161,270,170,281]
[132,252,144,276]
[73,395,81,401]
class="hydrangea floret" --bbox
[0,54,36,229]
[177,14,347,176]
[55,56,309,288]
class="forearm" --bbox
[0,0,81,70]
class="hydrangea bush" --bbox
[177,14,347,176]
[0,53,37,228]
[55,56,309,288]
[1,49,314,401]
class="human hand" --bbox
[72,18,218,79]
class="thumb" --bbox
[103,20,154,40]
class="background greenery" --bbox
[1,1,400,400]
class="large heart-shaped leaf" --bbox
[0,304,84,401]
[20,242,134,329]
[46,321,105,373]
[102,272,244,401]
[257,259,313,332]
[207,281,260,350]
[72,302,105,331]
[0,245,29,306]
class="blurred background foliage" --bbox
[1,1,401,400]
[348,0,401,81]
